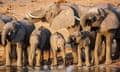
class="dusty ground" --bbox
[0,0,120,66]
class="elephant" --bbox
[0,14,17,62]
[69,31,95,66]
[50,32,65,66]
[1,18,35,66]
[27,3,114,30]
[29,26,51,67]
[80,8,119,65]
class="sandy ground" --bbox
[0,0,120,66]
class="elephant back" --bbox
[51,4,79,30]
[38,27,51,50]
[19,18,35,45]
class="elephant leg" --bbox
[72,47,78,64]
[16,43,22,67]
[85,46,90,66]
[36,49,41,66]
[105,34,113,64]
[99,41,105,62]
[52,48,57,66]
[1,46,6,62]
[5,42,11,66]
[29,45,36,66]
[77,46,82,66]
[94,33,101,65]
[23,46,28,66]
[61,46,65,65]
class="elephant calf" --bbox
[50,32,65,66]
[29,26,51,67]
[69,31,91,66]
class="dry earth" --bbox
[0,0,120,66]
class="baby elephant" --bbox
[50,32,65,66]
[69,31,91,66]
[29,26,51,67]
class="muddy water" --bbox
[0,65,120,72]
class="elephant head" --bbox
[80,8,120,32]
[69,31,90,44]
[80,8,107,31]
[27,3,78,30]
[2,21,26,45]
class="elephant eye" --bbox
[85,19,91,26]
[92,16,97,22]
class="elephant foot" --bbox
[29,63,33,67]
[86,63,91,67]
[51,63,57,66]
[6,64,11,67]
[36,63,40,67]
[6,61,11,67]
[17,62,22,67]
[105,60,112,65]
[77,63,82,67]
[94,61,99,65]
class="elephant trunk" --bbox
[80,15,91,31]
[1,28,10,45]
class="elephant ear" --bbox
[100,9,119,32]
[50,6,75,30]
[13,23,26,42]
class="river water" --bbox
[0,65,120,72]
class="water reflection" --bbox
[0,65,120,72]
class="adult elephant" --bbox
[80,8,119,65]
[27,3,114,30]
[0,14,17,62]
[1,18,35,66]
[29,26,51,67]
[50,32,65,66]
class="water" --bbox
[0,65,120,72]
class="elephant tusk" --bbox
[27,13,40,19]
[74,16,80,21]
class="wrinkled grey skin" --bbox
[50,32,65,66]
[1,18,35,66]
[80,8,119,65]
[29,26,51,66]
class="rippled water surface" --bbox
[0,65,120,72]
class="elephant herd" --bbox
[1,2,120,68]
